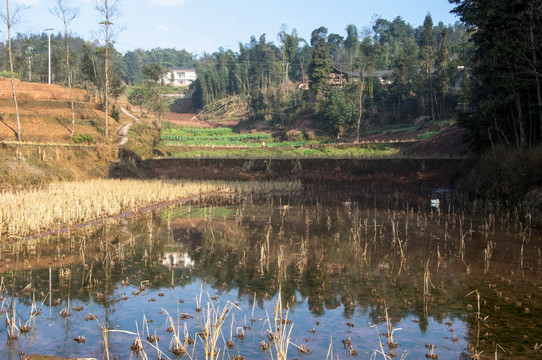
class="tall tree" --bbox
[419,14,437,120]
[344,24,359,74]
[322,86,356,138]
[308,26,331,96]
[142,62,168,126]
[2,0,23,140]
[355,37,374,142]
[52,0,79,137]
[95,0,121,140]
[450,0,542,149]
[327,33,344,70]
[278,26,301,81]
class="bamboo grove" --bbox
[190,17,471,138]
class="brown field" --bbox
[0,77,126,142]
[162,111,209,127]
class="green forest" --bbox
[0,0,541,153]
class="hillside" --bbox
[0,77,127,142]
[0,78,125,185]
[0,78,472,188]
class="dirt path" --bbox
[116,107,140,146]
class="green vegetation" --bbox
[72,134,94,144]
[162,125,233,136]
[450,0,542,151]
[189,15,470,141]
[160,144,399,159]
[162,133,272,143]
[0,71,17,78]
[161,124,273,146]
[417,131,438,140]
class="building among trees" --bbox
[164,67,197,86]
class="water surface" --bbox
[0,189,540,359]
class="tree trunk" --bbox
[64,27,75,136]
[6,0,21,141]
[356,67,366,143]
[105,15,109,140]
[530,2,542,141]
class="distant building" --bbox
[329,67,394,86]
[164,67,197,86]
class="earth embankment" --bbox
[112,157,470,189]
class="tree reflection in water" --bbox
[0,190,540,359]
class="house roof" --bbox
[170,67,196,72]
[330,67,393,79]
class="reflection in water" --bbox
[0,189,540,360]
[162,251,195,269]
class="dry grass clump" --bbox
[0,179,301,239]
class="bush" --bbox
[110,105,120,122]
[418,131,438,140]
[0,71,18,79]
[285,130,303,141]
[73,134,94,144]
[458,145,542,200]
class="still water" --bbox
[0,188,540,359]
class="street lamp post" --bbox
[45,28,54,85]
[26,47,33,81]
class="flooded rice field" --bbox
[0,187,540,359]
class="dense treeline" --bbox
[190,15,470,138]
[0,33,195,88]
[121,47,196,85]
[2,1,540,152]
[1,14,469,141]
[0,32,197,126]
[450,0,542,151]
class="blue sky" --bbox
[9,0,460,56]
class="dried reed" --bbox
[0,179,301,239]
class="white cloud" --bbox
[157,25,168,32]
[150,0,187,6]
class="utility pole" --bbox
[27,47,33,81]
[45,28,54,84]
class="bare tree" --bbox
[356,65,366,143]
[94,0,121,140]
[2,1,25,141]
[52,0,79,137]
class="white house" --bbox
[164,67,197,86]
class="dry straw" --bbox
[0,179,301,239]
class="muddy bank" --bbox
[112,157,471,189]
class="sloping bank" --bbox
[0,142,117,186]
[111,156,471,189]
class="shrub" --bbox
[110,105,120,122]
[0,71,18,79]
[73,134,94,144]
[285,130,302,141]
[418,131,438,140]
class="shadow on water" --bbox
[0,187,540,359]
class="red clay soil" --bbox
[0,77,127,142]
[162,112,211,127]
[403,127,471,158]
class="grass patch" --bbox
[161,124,274,146]
[417,131,439,140]
[161,144,400,159]
[72,134,94,144]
